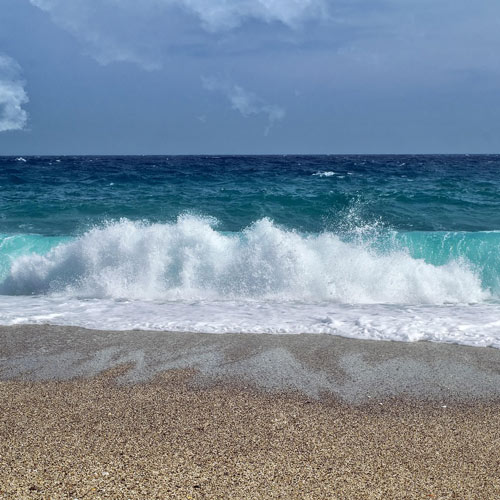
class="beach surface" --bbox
[1,325,500,498]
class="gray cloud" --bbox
[202,76,285,135]
[174,0,328,31]
[29,0,328,68]
[28,0,500,78]
[0,55,29,132]
[29,0,162,69]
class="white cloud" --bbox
[0,55,29,132]
[202,76,285,135]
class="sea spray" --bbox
[0,216,488,304]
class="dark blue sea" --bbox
[1,155,500,346]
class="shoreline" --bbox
[2,325,500,498]
[2,324,500,402]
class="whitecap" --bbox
[313,171,336,177]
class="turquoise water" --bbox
[1,155,500,345]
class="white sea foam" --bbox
[0,216,488,304]
[1,296,500,348]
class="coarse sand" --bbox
[1,365,500,500]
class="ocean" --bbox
[1,155,500,347]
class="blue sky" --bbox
[0,0,499,154]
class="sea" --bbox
[1,155,500,348]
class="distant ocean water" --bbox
[1,155,500,347]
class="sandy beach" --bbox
[1,325,500,498]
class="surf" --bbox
[0,216,491,305]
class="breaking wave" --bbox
[0,216,491,304]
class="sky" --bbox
[0,0,499,154]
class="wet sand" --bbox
[1,325,500,498]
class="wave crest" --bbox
[0,216,488,304]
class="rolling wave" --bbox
[0,216,491,304]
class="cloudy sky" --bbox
[0,0,499,154]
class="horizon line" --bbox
[2,153,500,157]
